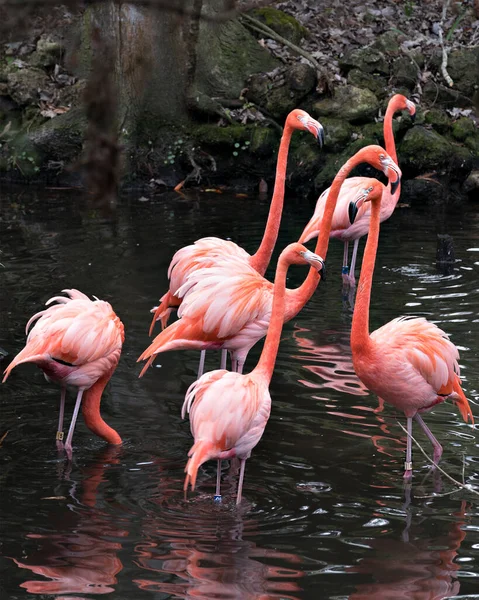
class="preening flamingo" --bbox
[138,145,401,376]
[3,289,124,459]
[348,181,474,478]
[300,94,415,285]
[182,243,325,503]
[149,109,324,376]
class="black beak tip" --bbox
[320,261,326,282]
[317,129,324,148]
[348,201,358,224]
[391,177,400,196]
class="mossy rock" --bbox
[289,137,323,188]
[30,34,64,68]
[320,117,353,152]
[398,126,474,175]
[250,126,280,156]
[424,108,451,134]
[340,47,389,76]
[6,68,50,106]
[423,81,471,108]
[372,31,401,56]
[446,47,479,98]
[451,117,477,142]
[192,123,255,147]
[195,17,279,99]
[313,86,379,124]
[250,7,308,44]
[390,57,418,90]
[347,69,388,100]
[28,107,86,163]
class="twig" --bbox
[240,13,326,79]
[397,421,479,497]
[437,0,454,87]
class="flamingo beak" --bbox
[391,177,400,195]
[307,120,325,147]
[406,99,416,122]
[381,157,401,195]
[348,201,359,224]
[301,250,326,280]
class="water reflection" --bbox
[134,492,303,599]
[11,446,127,597]
[350,500,468,599]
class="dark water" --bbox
[1,186,478,600]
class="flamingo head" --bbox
[348,178,383,224]
[290,109,325,147]
[285,242,326,278]
[389,93,416,122]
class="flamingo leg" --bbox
[231,358,238,372]
[348,238,360,286]
[220,349,227,370]
[236,361,244,375]
[342,241,350,284]
[215,459,222,500]
[56,386,66,450]
[197,350,206,378]
[64,389,85,461]
[236,458,247,505]
[414,413,443,465]
[403,416,413,479]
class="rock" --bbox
[423,81,472,108]
[250,126,279,156]
[249,7,308,45]
[446,47,479,98]
[347,69,388,100]
[289,138,324,195]
[371,31,401,56]
[340,47,389,76]
[451,117,477,142]
[246,64,316,120]
[390,57,418,89]
[462,170,479,194]
[399,126,474,176]
[424,108,451,134]
[287,63,316,95]
[6,68,50,106]
[401,177,451,206]
[320,117,353,152]
[313,86,379,124]
[28,107,86,163]
[30,34,64,68]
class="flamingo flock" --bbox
[3,94,475,504]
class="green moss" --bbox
[424,108,451,134]
[320,117,353,152]
[192,124,255,147]
[250,127,279,155]
[250,8,308,44]
[347,69,388,99]
[398,126,452,172]
[451,117,477,142]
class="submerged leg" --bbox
[56,386,66,450]
[236,458,247,505]
[348,239,360,286]
[403,416,413,479]
[197,350,206,378]
[215,459,222,500]
[220,349,227,370]
[342,241,350,284]
[414,413,443,465]
[64,389,85,461]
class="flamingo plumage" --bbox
[2,289,124,459]
[348,180,474,478]
[182,243,325,503]
[149,109,324,376]
[299,93,416,285]
[138,145,401,376]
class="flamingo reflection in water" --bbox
[11,446,127,596]
[349,500,469,599]
[293,325,403,463]
[133,497,304,599]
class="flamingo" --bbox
[138,145,401,376]
[348,180,474,478]
[149,109,324,376]
[2,289,123,459]
[299,93,415,285]
[182,242,326,503]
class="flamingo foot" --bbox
[64,442,73,461]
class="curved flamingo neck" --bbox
[383,97,404,202]
[351,199,381,356]
[254,255,290,383]
[82,373,122,445]
[249,124,294,275]
[285,152,366,317]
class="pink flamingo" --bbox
[348,180,474,478]
[2,289,123,459]
[138,145,401,376]
[150,109,324,376]
[182,243,325,503]
[300,94,415,285]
